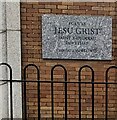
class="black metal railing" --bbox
[78,65,95,120]
[0,63,117,120]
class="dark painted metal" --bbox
[51,64,67,120]
[78,65,95,120]
[0,63,13,120]
[0,63,116,120]
[24,64,40,120]
[105,66,117,120]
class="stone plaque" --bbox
[42,14,112,60]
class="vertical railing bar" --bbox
[92,82,94,119]
[0,63,13,120]
[10,68,13,120]
[51,68,54,120]
[38,79,40,120]
[37,66,40,120]
[78,75,81,120]
[24,67,27,120]
[78,68,81,120]
[105,81,108,120]
[21,74,24,120]
[64,67,67,120]
[105,67,109,120]
[92,69,94,120]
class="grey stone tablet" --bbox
[42,14,112,60]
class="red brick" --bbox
[21,2,117,119]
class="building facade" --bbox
[0,0,117,119]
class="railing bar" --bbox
[78,65,95,120]
[65,71,67,120]
[105,68,109,120]
[105,82,108,120]
[51,70,54,120]
[92,78,94,119]
[65,82,67,120]
[37,71,40,120]
[78,68,81,120]
[24,75,27,120]
[24,64,40,120]
[1,80,117,84]
[92,68,95,120]
[79,81,81,120]
[51,64,67,120]
[51,81,54,120]
[0,63,13,120]
[0,63,116,120]
[105,66,117,120]
[10,72,13,120]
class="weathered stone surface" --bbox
[42,14,112,60]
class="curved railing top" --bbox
[0,63,12,80]
[51,64,67,81]
[105,65,117,82]
[24,64,40,80]
[78,65,94,82]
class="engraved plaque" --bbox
[42,14,112,60]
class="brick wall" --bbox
[21,2,117,119]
